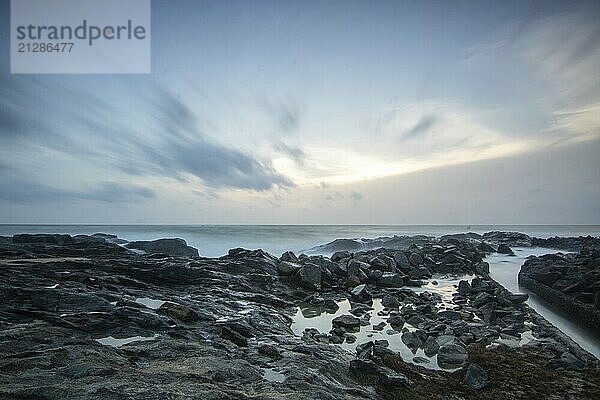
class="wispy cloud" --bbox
[0,178,154,204]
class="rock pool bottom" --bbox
[291,275,535,371]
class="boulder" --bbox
[401,331,423,349]
[408,253,424,267]
[277,261,301,276]
[464,363,489,389]
[349,284,372,304]
[294,263,322,290]
[424,336,439,357]
[332,315,361,330]
[477,241,496,253]
[497,244,515,256]
[280,251,298,263]
[126,238,199,257]
[437,343,468,368]
[377,273,405,288]
[381,295,399,309]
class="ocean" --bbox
[0,224,599,257]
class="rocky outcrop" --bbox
[126,238,199,257]
[519,250,600,331]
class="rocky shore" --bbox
[519,249,600,331]
[1,232,599,399]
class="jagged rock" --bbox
[277,260,301,276]
[477,241,496,253]
[349,284,372,304]
[280,251,298,263]
[294,263,322,290]
[401,331,424,349]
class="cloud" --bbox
[260,96,302,135]
[139,87,294,191]
[0,76,294,193]
[0,179,155,204]
[272,141,306,165]
[402,115,438,140]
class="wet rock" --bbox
[126,238,199,257]
[424,336,439,357]
[157,302,197,322]
[258,344,282,359]
[458,280,471,296]
[381,295,399,309]
[324,299,340,312]
[509,294,529,304]
[277,260,301,276]
[477,241,496,253]
[546,352,586,371]
[377,273,405,288]
[373,322,386,331]
[332,314,361,330]
[437,343,468,368]
[413,356,430,364]
[280,251,298,263]
[349,359,414,389]
[294,263,322,290]
[408,253,424,267]
[331,250,351,262]
[464,363,489,389]
[387,315,405,329]
[475,261,490,275]
[497,244,515,256]
[401,331,423,349]
[349,284,372,304]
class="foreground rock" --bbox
[0,232,598,400]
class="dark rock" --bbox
[280,251,298,263]
[437,343,468,368]
[332,314,361,330]
[126,238,199,257]
[401,331,423,349]
[424,336,439,357]
[157,302,197,322]
[377,273,405,288]
[509,294,529,304]
[497,244,515,256]
[277,260,301,276]
[258,344,282,359]
[464,363,489,389]
[381,295,400,309]
[349,284,372,304]
[477,241,496,253]
[294,263,322,290]
[221,325,248,347]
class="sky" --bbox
[0,0,599,224]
